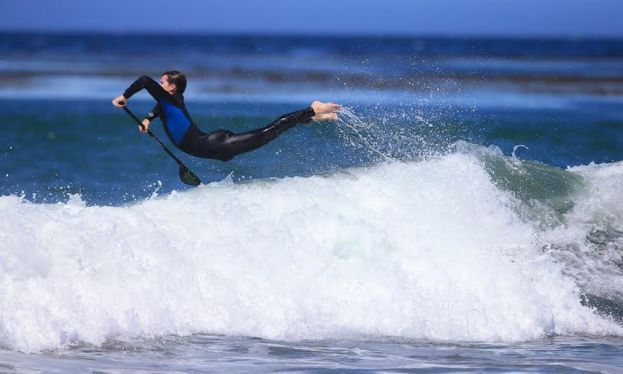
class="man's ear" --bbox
[171,83,177,93]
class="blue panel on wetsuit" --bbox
[160,100,191,144]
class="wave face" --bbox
[1,151,621,352]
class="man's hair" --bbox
[162,70,187,94]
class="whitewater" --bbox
[1,152,621,353]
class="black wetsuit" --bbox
[122,76,316,161]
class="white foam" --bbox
[540,161,623,298]
[0,155,620,352]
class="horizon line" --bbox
[2,29,623,42]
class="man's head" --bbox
[160,70,187,94]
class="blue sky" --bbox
[2,0,622,37]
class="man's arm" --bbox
[139,104,160,133]
[112,75,180,108]
[123,75,169,101]
[144,104,160,121]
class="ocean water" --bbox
[1,33,623,372]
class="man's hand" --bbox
[112,95,127,108]
[311,100,341,121]
[139,119,151,133]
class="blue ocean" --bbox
[1,33,623,372]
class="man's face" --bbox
[160,75,176,94]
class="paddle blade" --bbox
[179,166,201,186]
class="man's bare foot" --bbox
[311,100,340,121]
[311,100,340,114]
[312,113,338,122]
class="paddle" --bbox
[122,106,201,186]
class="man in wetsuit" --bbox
[112,71,340,161]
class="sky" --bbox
[1,0,623,38]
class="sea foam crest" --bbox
[0,154,620,352]
[541,161,623,300]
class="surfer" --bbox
[112,71,340,161]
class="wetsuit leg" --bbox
[187,107,315,161]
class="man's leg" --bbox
[214,107,316,159]
[196,102,340,161]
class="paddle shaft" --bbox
[122,106,201,186]
[123,106,189,168]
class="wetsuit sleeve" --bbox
[144,104,160,121]
[123,75,179,106]
[282,107,316,124]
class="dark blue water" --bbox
[2,99,621,205]
[3,32,623,57]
